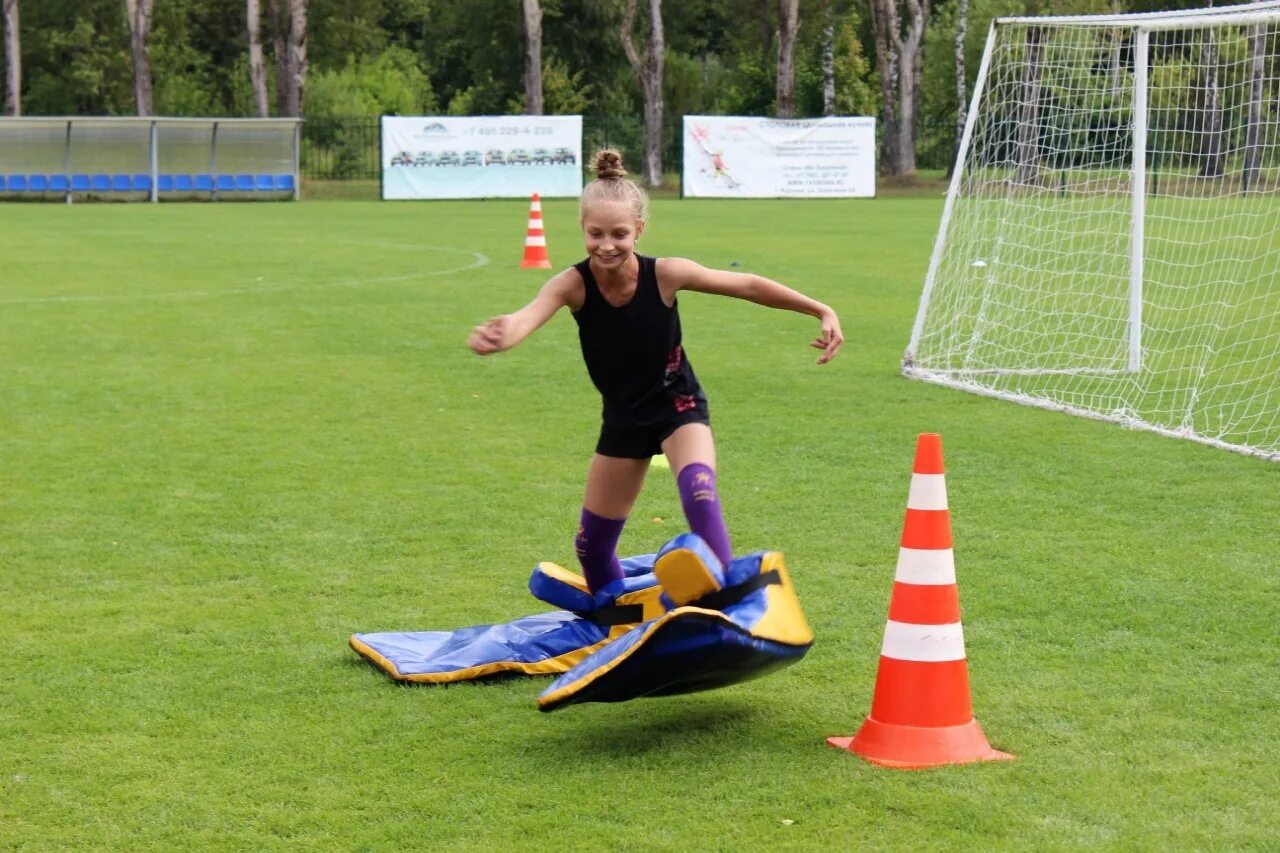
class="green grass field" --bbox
[2,195,1277,850]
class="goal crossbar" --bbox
[997,1,1280,29]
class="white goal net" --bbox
[905,2,1280,461]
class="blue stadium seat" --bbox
[132,174,152,191]
[71,174,91,192]
[49,175,70,192]
[0,175,6,190]
[194,174,214,192]
[111,175,132,192]
[233,174,254,191]
[255,174,275,191]
[7,175,27,191]
[215,174,235,192]
[274,174,295,192]
[28,175,49,192]
[90,175,111,192]
[157,174,175,192]
[175,175,195,192]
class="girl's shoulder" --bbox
[654,256,704,283]
[556,263,588,312]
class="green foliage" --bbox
[445,84,481,117]
[150,32,226,117]
[543,56,593,115]
[302,47,435,178]
[664,50,710,118]
[24,12,132,114]
[507,55,594,115]
[4,0,1271,179]
[307,46,437,119]
[834,12,877,116]
[719,50,775,116]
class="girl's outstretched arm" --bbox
[468,269,579,355]
[659,257,844,364]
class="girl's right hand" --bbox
[468,316,509,355]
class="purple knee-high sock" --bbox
[676,462,732,565]
[575,508,626,594]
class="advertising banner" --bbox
[682,116,876,198]
[381,115,583,200]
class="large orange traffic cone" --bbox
[827,433,1013,769]
[520,193,552,269]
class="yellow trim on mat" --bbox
[653,547,722,605]
[535,562,591,595]
[538,562,667,621]
[535,606,735,708]
[349,625,631,684]
[747,552,815,646]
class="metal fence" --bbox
[302,115,958,181]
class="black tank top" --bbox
[572,254,706,427]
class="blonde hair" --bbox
[579,149,649,222]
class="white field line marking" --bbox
[0,243,490,306]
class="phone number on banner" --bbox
[467,127,555,136]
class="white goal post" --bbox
[905,2,1280,461]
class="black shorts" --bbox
[596,409,711,459]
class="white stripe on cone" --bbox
[894,547,957,585]
[528,220,544,230]
[524,236,547,246]
[880,620,967,662]
[530,201,542,212]
[906,473,948,511]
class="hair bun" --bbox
[594,149,628,180]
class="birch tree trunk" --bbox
[869,0,900,175]
[3,0,18,116]
[1014,25,1043,186]
[620,0,665,187]
[284,0,307,117]
[821,0,835,116]
[952,0,968,169]
[125,0,155,116]
[522,0,543,114]
[267,0,289,115]
[1200,29,1223,179]
[1242,18,1265,191]
[872,0,928,177]
[248,0,269,117]
[907,1,925,169]
[776,0,799,117]
[1109,0,1123,99]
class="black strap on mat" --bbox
[687,569,781,612]
[574,604,646,626]
[572,569,781,625]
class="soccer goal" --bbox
[905,2,1280,461]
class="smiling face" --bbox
[581,200,645,271]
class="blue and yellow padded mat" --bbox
[537,540,814,711]
[349,555,665,684]
[350,535,814,708]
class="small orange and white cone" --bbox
[827,433,1013,769]
[520,193,552,269]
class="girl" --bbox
[468,150,843,596]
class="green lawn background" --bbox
[1,196,1276,850]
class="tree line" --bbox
[0,0,1257,182]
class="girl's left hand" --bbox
[811,310,844,364]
